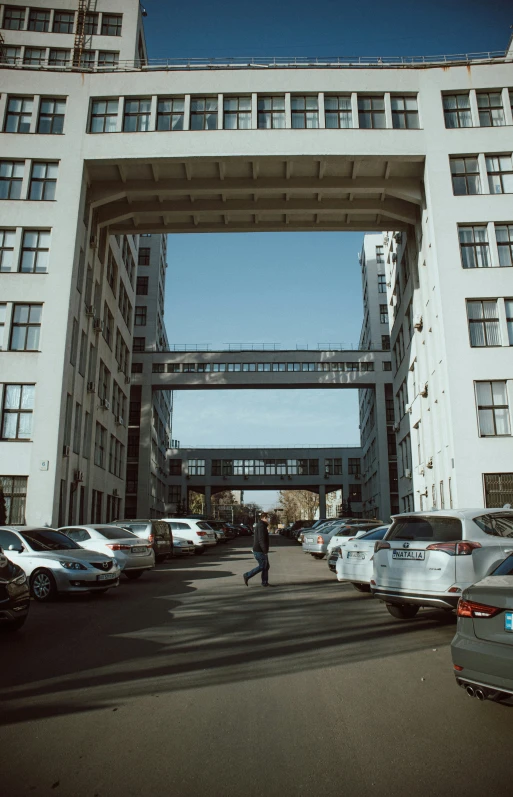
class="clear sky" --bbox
[142,0,511,508]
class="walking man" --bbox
[243,512,271,587]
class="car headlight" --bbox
[59,561,87,570]
[13,573,27,586]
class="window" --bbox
[10,305,42,351]
[157,98,184,131]
[358,96,385,129]
[37,98,66,134]
[391,96,419,128]
[5,97,33,133]
[349,484,362,502]
[324,95,352,128]
[0,161,24,199]
[486,155,513,194]
[133,337,145,352]
[258,96,285,129]
[1,385,35,440]
[106,251,117,295]
[325,458,342,475]
[29,162,58,200]
[0,230,15,272]
[376,246,384,265]
[48,49,71,66]
[291,96,319,128]
[90,100,118,133]
[476,381,510,437]
[53,11,75,33]
[78,331,87,376]
[101,14,122,36]
[466,300,501,347]
[348,458,361,476]
[506,300,513,345]
[484,473,513,508]
[190,97,218,130]
[138,247,150,265]
[477,92,505,127]
[458,225,490,269]
[97,51,119,68]
[98,360,111,401]
[381,334,390,351]
[28,9,50,32]
[380,304,389,324]
[378,274,386,293]
[94,423,106,467]
[495,225,513,267]
[20,230,50,273]
[84,13,98,35]
[73,403,82,455]
[3,6,25,29]
[123,98,151,132]
[223,96,251,129]
[383,361,392,371]
[79,50,95,68]
[443,94,472,128]
[91,490,103,522]
[450,157,481,195]
[0,477,27,524]
[2,46,21,64]
[136,276,149,295]
[135,307,147,326]
[103,304,114,348]
[188,459,205,475]
[24,48,46,66]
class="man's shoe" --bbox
[243,574,249,586]
[262,583,274,587]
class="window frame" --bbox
[123,98,151,133]
[52,11,75,34]
[9,304,42,352]
[358,96,386,129]
[466,300,501,347]
[28,8,51,32]
[190,97,218,130]
[1,384,35,441]
[324,94,352,129]
[0,160,24,200]
[450,156,481,195]
[4,96,33,134]
[2,6,25,30]
[477,92,505,127]
[443,93,472,129]
[458,225,491,269]
[156,97,185,131]
[475,381,511,437]
[0,229,16,272]
[29,161,58,201]
[291,95,319,129]
[391,95,419,129]
[101,14,122,36]
[257,96,286,129]
[20,229,51,274]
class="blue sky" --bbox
[143,0,510,507]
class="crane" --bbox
[73,0,89,68]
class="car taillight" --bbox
[317,535,324,544]
[348,537,356,541]
[197,531,207,537]
[148,534,154,544]
[374,541,390,552]
[457,599,501,619]
[106,544,131,551]
[426,542,481,556]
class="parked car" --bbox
[59,525,155,580]
[109,519,173,562]
[172,535,196,556]
[0,527,120,602]
[452,551,513,703]
[335,526,390,591]
[206,520,236,542]
[237,524,253,537]
[0,546,30,631]
[371,509,513,620]
[302,521,347,558]
[162,518,217,554]
[327,521,385,554]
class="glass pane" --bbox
[224,114,237,129]
[273,113,285,128]
[292,115,304,129]
[443,96,457,109]
[205,99,217,112]
[452,176,467,195]
[258,98,270,110]
[467,301,483,320]
[482,301,498,319]
[224,98,238,111]
[205,113,217,129]
[373,112,386,128]
[495,409,510,436]
[325,113,338,128]
[492,382,508,405]
[457,95,470,108]
[460,111,472,127]
[340,112,352,128]
[502,174,513,193]
[18,413,32,439]
[467,175,480,194]
[22,385,35,409]
[2,414,17,439]
[305,97,318,110]
[291,97,304,110]
[5,385,22,409]
[258,113,271,129]
[488,175,503,194]
[10,327,26,350]
[20,251,35,272]
[14,305,29,323]
[29,306,42,322]
[305,112,318,128]
[478,408,495,436]
[26,326,40,350]
[476,382,493,405]
[405,97,418,110]
[239,97,251,110]
[485,321,501,346]
[469,322,485,347]
[171,115,183,131]
[324,97,338,110]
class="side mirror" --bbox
[8,544,24,553]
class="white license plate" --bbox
[392,550,425,561]
[97,573,115,581]
[307,538,315,543]
[132,547,147,555]
[347,551,365,560]
[505,612,513,632]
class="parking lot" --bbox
[1,535,511,797]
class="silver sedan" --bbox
[59,525,155,579]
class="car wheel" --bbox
[312,553,325,559]
[386,603,419,620]
[194,548,205,556]
[352,583,371,593]
[1,616,27,632]
[125,570,144,580]
[31,569,57,602]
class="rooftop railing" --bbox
[170,444,361,449]
[150,343,387,352]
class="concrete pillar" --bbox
[502,88,513,126]
[477,153,488,194]
[384,93,393,129]
[469,90,479,128]
[351,92,359,128]
[374,382,392,522]
[205,485,212,517]
[136,382,153,517]
[318,484,327,518]
[183,95,191,130]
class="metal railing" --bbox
[1,50,508,73]
[154,342,386,353]
[172,444,361,449]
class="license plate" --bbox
[505,612,513,632]
[97,574,115,581]
[307,538,314,543]
[347,551,365,560]
[132,547,147,555]
[392,550,425,561]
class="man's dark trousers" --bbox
[244,551,270,585]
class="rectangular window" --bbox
[188,459,205,476]
[324,95,352,128]
[477,92,505,127]
[391,95,419,129]
[138,247,150,265]
[258,96,285,129]
[0,161,24,199]
[28,9,50,31]
[38,98,66,134]
[123,98,151,132]
[24,48,46,66]
[48,49,71,67]
[94,423,106,467]
[486,155,513,195]
[53,11,75,33]
[1,385,35,440]
[5,97,33,133]
[506,300,513,345]
[450,157,481,195]
[376,246,384,265]
[10,304,42,351]
[157,97,184,131]
[134,307,147,326]
[325,458,342,475]
[72,402,82,454]
[98,51,119,68]
[2,46,21,65]
[101,14,122,36]
[3,6,25,29]
[476,381,511,437]
[443,94,472,128]
[84,12,98,35]
[291,95,319,129]
[358,96,385,129]
[466,300,501,347]
[20,230,50,273]
[383,361,392,371]
[90,100,118,133]
[0,476,27,524]
[103,304,114,348]
[348,458,361,475]
[29,162,58,201]
[458,225,490,269]
[223,96,251,129]
[106,251,117,295]
[378,273,386,293]
[0,230,16,272]
[495,224,513,267]
[133,337,145,352]
[380,304,389,324]
[78,331,87,376]
[484,473,513,508]
[136,276,149,295]
[79,50,95,68]
[382,334,390,351]
[70,318,79,365]
[190,97,218,130]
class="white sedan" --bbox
[59,525,155,580]
[336,526,390,591]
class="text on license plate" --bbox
[132,547,147,555]
[347,551,365,560]
[505,612,513,632]
[97,573,115,581]
[392,550,425,560]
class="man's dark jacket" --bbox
[253,519,269,554]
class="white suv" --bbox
[163,519,217,554]
[371,509,513,620]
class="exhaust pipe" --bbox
[475,689,486,701]
[466,685,475,698]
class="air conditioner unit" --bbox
[115,415,124,426]
[404,468,412,479]
[63,445,70,457]
[85,304,95,317]
[420,383,428,398]
[89,235,97,248]
[73,469,84,482]
[93,318,103,333]
[414,314,423,330]
[391,253,397,263]
[100,399,111,410]
[393,421,400,432]
[87,381,96,393]
[426,457,433,469]
[386,280,391,287]
[124,375,131,385]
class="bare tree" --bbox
[278,490,319,524]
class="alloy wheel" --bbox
[32,571,53,601]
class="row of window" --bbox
[179,457,362,477]
[459,224,513,269]
[0,160,58,200]
[4,96,65,134]
[451,154,513,195]
[1,46,119,68]
[149,360,384,374]
[0,228,50,272]
[443,91,512,129]
[2,7,122,36]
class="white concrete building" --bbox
[1,0,512,523]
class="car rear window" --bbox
[95,527,137,540]
[387,516,463,542]
[171,522,191,530]
[473,514,513,539]
[491,554,513,576]
[358,527,389,541]
[121,523,149,534]
[197,522,212,530]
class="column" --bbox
[217,94,223,129]
[136,382,153,517]
[251,93,258,129]
[477,153,488,194]
[318,93,325,129]
[374,382,392,521]
[351,92,359,128]
[204,485,212,517]
[384,93,393,129]
[469,90,479,128]
[285,93,291,128]
[149,96,157,131]
[318,484,327,518]
[183,95,191,130]
[502,88,513,126]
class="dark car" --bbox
[0,547,30,632]
[205,520,235,543]
[109,519,173,562]
[236,524,253,537]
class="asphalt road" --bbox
[1,536,512,797]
